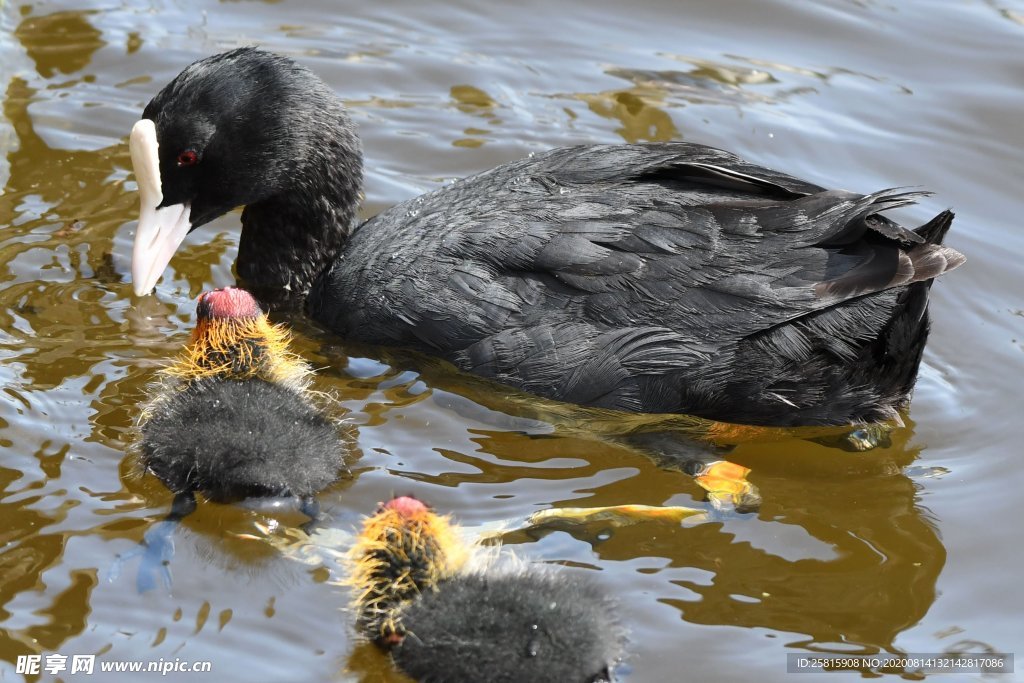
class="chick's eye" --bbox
[177,149,199,167]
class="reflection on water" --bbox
[567,87,681,143]
[449,84,500,147]
[488,425,943,655]
[15,11,106,79]
[1,0,1021,681]
[679,442,943,654]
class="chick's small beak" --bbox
[129,119,191,296]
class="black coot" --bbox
[140,287,342,508]
[349,496,625,683]
[129,48,964,427]
[114,287,344,591]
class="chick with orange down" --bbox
[113,287,345,591]
[349,496,625,683]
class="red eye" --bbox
[177,149,199,167]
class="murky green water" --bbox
[1,0,1022,681]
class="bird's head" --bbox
[129,47,360,296]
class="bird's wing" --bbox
[319,143,952,409]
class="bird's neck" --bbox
[236,118,363,310]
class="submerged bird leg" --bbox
[620,430,762,512]
[297,496,321,535]
[811,423,895,452]
[168,491,199,518]
[527,504,705,526]
[297,495,320,519]
[476,504,708,546]
[108,492,196,594]
[135,492,197,593]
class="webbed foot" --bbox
[688,460,761,513]
[107,493,196,594]
[619,431,763,512]
[108,519,178,593]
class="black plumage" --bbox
[394,570,623,683]
[350,497,625,683]
[140,377,341,502]
[131,48,965,426]
[120,287,345,592]
[138,287,345,507]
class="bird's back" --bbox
[311,142,963,425]
[141,377,341,500]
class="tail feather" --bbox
[819,208,964,299]
[904,245,963,283]
[861,188,932,244]
[905,210,965,283]
[914,209,956,244]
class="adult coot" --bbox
[129,48,964,427]
[349,496,625,683]
[115,287,345,591]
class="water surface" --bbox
[1,0,1022,681]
